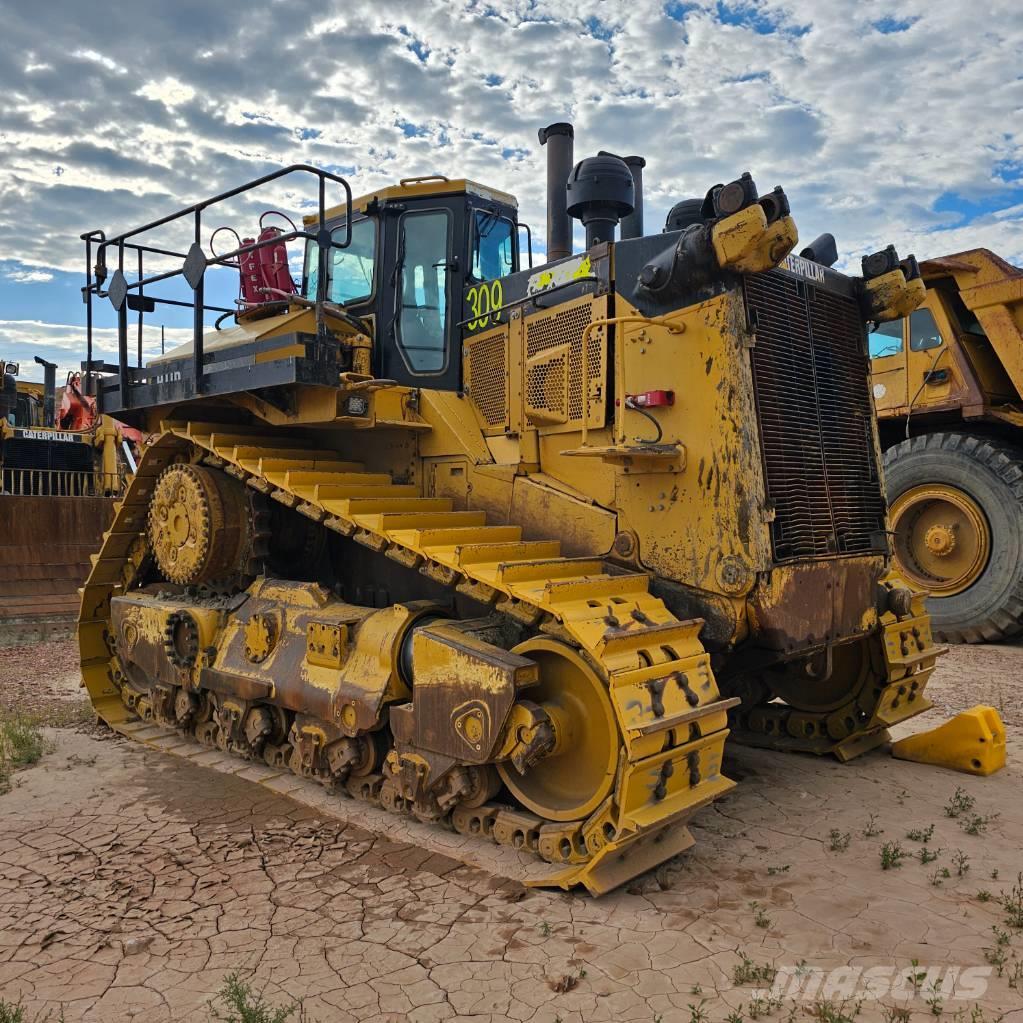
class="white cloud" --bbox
[0,0,1020,283]
[5,268,54,283]
[136,77,196,108]
[0,319,192,383]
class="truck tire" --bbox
[884,432,1023,643]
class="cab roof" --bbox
[304,177,518,226]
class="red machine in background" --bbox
[58,371,98,432]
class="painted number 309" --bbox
[466,280,503,331]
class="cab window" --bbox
[909,308,942,351]
[304,217,376,305]
[869,319,903,359]
[396,209,451,373]
[470,210,515,281]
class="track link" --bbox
[79,422,738,894]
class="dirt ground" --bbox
[1,638,1021,1023]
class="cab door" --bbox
[868,317,908,411]
[904,301,953,407]
[377,197,467,391]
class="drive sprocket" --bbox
[148,463,251,585]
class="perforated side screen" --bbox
[524,301,602,426]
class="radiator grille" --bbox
[744,271,887,562]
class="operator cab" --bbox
[301,177,521,391]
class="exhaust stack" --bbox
[538,122,575,262]
[33,356,57,428]
[620,155,646,239]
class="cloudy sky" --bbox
[2,0,1021,381]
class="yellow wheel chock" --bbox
[891,705,1006,776]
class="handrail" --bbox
[0,468,125,498]
[80,165,354,408]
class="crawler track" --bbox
[79,422,737,894]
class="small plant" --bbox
[982,943,1007,977]
[767,864,790,876]
[880,841,908,870]
[0,714,49,793]
[991,868,1000,880]
[1002,871,1023,928]
[944,787,975,819]
[726,1011,746,1023]
[208,972,303,1023]
[930,866,952,886]
[896,788,909,805]
[691,983,702,995]
[960,813,998,836]
[977,890,993,902]
[908,959,927,994]
[953,850,970,876]
[862,813,883,838]
[807,998,860,1023]
[733,951,777,986]
[750,901,772,929]
[907,823,935,843]
[1008,960,1023,990]
[926,988,943,1017]
[918,846,940,864]
[688,999,709,1023]
[883,1008,911,1023]
[829,830,852,852]
[748,994,781,1020]
[539,920,551,937]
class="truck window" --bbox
[471,211,515,281]
[304,217,376,305]
[869,319,903,359]
[909,308,942,351]
[396,209,451,373]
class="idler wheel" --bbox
[497,638,619,822]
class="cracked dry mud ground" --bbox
[1,639,1022,1022]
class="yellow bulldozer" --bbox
[1,356,130,642]
[871,248,1023,643]
[77,123,940,894]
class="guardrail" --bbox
[81,164,354,412]
[0,469,125,497]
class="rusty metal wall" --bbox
[0,495,116,632]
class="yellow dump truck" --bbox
[872,248,1023,642]
[76,126,939,894]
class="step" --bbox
[329,497,454,516]
[319,486,422,512]
[454,540,562,567]
[284,470,393,490]
[542,573,650,604]
[406,525,523,550]
[248,458,365,478]
[172,421,286,440]
[209,435,319,453]
[229,446,340,464]
[358,510,488,534]
[496,558,606,585]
